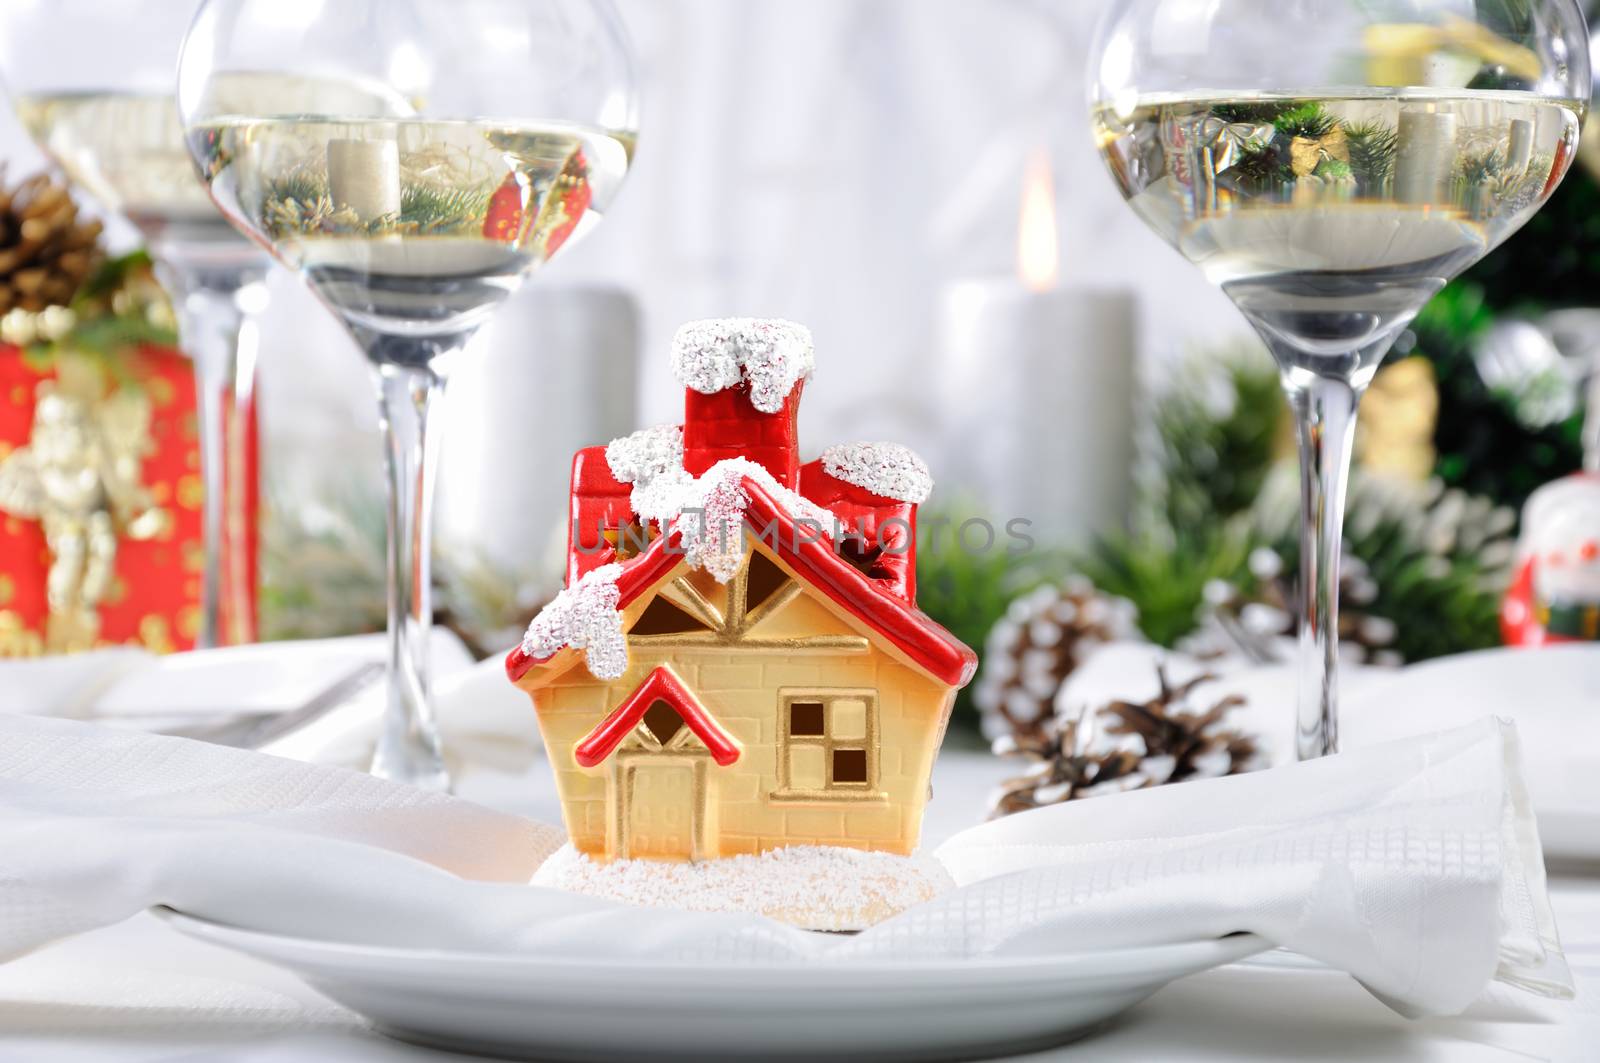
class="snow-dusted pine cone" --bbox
[1199,546,1402,666]
[989,665,1265,818]
[973,578,1139,745]
[1205,471,1520,667]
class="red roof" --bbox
[798,458,917,600]
[506,476,978,689]
[574,665,741,768]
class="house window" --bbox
[632,595,714,636]
[744,549,793,613]
[640,700,686,745]
[778,691,877,797]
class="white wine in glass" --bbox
[1090,0,1589,761]
[1097,91,1581,369]
[15,91,241,253]
[190,118,633,333]
[18,70,415,256]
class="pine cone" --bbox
[1201,546,1401,666]
[989,664,1264,818]
[973,578,1139,745]
[0,171,103,315]
[1203,473,1518,667]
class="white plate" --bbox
[158,911,1266,1061]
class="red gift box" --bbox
[0,343,258,655]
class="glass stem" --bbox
[1282,370,1365,761]
[157,261,268,650]
[363,332,462,792]
[1584,367,1600,473]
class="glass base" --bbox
[371,731,449,792]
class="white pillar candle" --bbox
[1506,118,1535,175]
[436,284,641,579]
[327,138,401,222]
[938,281,1138,546]
[939,152,1139,546]
[1395,106,1460,205]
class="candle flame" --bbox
[1018,149,1059,293]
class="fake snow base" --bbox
[532,843,953,932]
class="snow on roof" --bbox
[673,458,840,582]
[519,563,628,680]
[606,418,840,583]
[606,424,683,486]
[606,424,694,525]
[520,452,847,679]
[821,442,934,504]
[670,318,815,414]
[510,473,978,688]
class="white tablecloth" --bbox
[3,751,1596,1062]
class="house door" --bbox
[624,761,698,860]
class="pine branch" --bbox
[1228,143,1295,193]
[1344,120,1398,191]
[267,172,326,206]
[261,174,497,238]
[1252,471,1515,662]
[1075,526,1253,648]
[914,505,1071,729]
[1145,349,1284,529]
[1211,101,1297,126]
[399,182,495,235]
[1272,102,1339,139]
[1457,145,1510,187]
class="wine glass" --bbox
[1578,10,1600,179]
[1090,0,1588,759]
[179,0,637,789]
[0,0,277,649]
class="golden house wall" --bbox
[524,561,956,861]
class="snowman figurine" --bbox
[1503,473,1600,645]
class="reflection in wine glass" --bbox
[180,0,638,789]
[1090,0,1589,759]
[0,0,284,648]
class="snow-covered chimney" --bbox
[683,383,805,488]
[671,319,815,491]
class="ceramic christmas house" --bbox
[507,320,976,867]
[1502,472,1600,646]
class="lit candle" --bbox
[938,151,1139,545]
[327,138,401,222]
[1395,104,1459,205]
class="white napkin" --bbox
[0,712,1567,1020]
[0,634,543,776]
[259,655,545,776]
[1060,643,1600,862]
[0,649,153,718]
